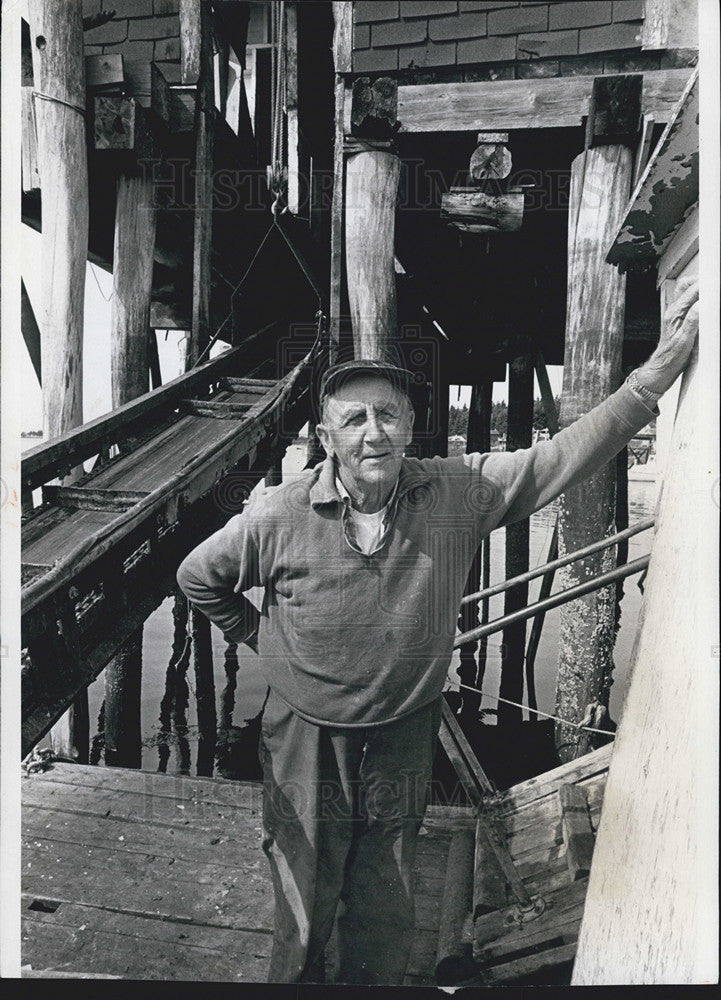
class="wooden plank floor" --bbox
[22,763,465,983]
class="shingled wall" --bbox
[351,0,683,79]
[82,0,182,82]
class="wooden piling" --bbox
[28,0,88,443]
[29,0,90,761]
[458,382,493,721]
[104,161,157,770]
[345,150,401,361]
[104,642,142,769]
[111,173,156,405]
[554,145,632,761]
[183,9,217,774]
[192,607,217,777]
[499,352,533,726]
[329,3,352,363]
[189,0,215,364]
[344,71,400,362]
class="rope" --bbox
[191,220,277,369]
[32,90,86,117]
[89,262,113,302]
[446,678,616,737]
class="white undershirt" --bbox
[335,473,392,555]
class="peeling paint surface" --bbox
[607,70,698,270]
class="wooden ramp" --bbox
[21,344,316,757]
[21,763,467,983]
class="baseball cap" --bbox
[319,359,415,402]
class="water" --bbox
[82,444,658,776]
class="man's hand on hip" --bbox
[636,277,699,395]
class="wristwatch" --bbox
[626,369,662,407]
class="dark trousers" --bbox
[258,689,443,985]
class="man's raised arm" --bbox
[470,279,699,527]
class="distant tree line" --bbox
[448,397,562,439]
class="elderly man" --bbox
[177,281,698,985]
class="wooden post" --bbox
[104,642,142,768]
[458,381,492,722]
[330,3,352,364]
[193,605,217,777]
[28,0,88,443]
[345,149,401,360]
[574,261,714,984]
[29,0,90,761]
[185,7,217,775]
[498,351,533,727]
[189,0,215,365]
[523,351,561,713]
[158,589,191,772]
[111,173,155,404]
[554,144,632,761]
[103,168,157,769]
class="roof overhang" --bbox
[606,69,698,273]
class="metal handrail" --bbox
[460,517,655,606]
[453,554,650,648]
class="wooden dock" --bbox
[22,745,612,984]
[21,761,465,983]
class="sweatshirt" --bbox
[176,382,656,727]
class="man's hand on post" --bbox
[635,277,699,395]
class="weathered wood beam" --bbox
[28,0,90,760]
[391,69,693,134]
[189,0,214,365]
[106,161,156,771]
[28,0,87,441]
[641,0,698,50]
[179,0,201,86]
[111,173,156,407]
[458,381,492,722]
[329,2,353,362]
[441,188,524,235]
[554,144,632,762]
[104,638,142,768]
[585,74,642,147]
[345,151,400,358]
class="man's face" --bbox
[317,375,414,495]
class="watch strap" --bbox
[626,369,662,406]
